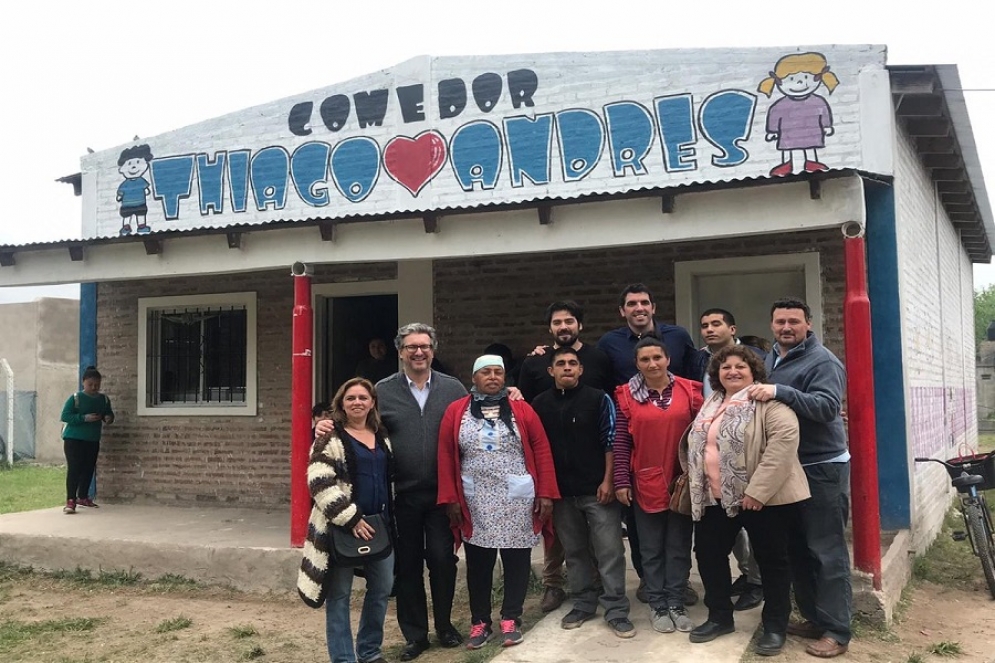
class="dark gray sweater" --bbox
[765,332,848,465]
[376,370,468,495]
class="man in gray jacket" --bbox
[377,323,468,660]
[747,298,851,659]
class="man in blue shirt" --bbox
[597,284,698,384]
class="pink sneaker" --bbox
[500,619,523,646]
[76,498,99,508]
[63,500,76,514]
[466,622,492,649]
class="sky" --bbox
[2,0,995,303]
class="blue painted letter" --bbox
[699,90,756,167]
[655,95,697,172]
[330,137,380,203]
[196,152,227,215]
[150,155,195,221]
[291,142,331,207]
[604,102,654,177]
[449,121,503,191]
[555,109,604,182]
[250,147,290,211]
[504,114,553,187]
[227,150,250,213]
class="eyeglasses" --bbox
[402,344,433,353]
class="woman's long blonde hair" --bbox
[758,52,840,98]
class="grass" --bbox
[154,616,193,633]
[0,562,209,595]
[913,505,990,590]
[0,463,65,514]
[906,652,926,663]
[926,640,964,656]
[0,617,104,652]
[49,566,143,587]
[228,624,257,639]
[239,644,265,660]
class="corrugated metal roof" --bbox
[8,170,847,253]
[889,64,993,262]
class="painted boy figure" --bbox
[116,144,154,236]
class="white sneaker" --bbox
[651,607,675,633]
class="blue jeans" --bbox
[325,552,395,663]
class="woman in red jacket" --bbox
[614,337,702,636]
[437,354,559,650]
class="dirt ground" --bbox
[0,567,995,663]
[745,581,995,663]
[0,569,543,663]
[1,568,993,662]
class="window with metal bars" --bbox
[146,305,247,406]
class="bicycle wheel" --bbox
[965,502,995,599]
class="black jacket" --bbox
[531,384,614,497]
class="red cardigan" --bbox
[437,396,560,544]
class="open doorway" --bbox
[320,294,398,399]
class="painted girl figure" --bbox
[758,53,840,177]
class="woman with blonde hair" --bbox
[299,377,395,663]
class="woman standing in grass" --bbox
[60,366,114,514]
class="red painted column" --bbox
[290,262,313,548]
[843,224,882,589]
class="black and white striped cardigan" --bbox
[297,424,394,608]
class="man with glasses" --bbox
[377,323,469,660]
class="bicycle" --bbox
[914,449,995,599]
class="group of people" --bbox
[298,284,853,663]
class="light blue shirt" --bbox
[407,374,432,412]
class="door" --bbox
[322,294,399,399]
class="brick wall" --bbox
[97,262,395,505]
[894,127,979,550]
[434,228,846,384]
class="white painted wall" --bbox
[895,126,979,551]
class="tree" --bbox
[975,285,995,347]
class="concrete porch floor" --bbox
[0,503,301,593]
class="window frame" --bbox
[137,292,258,416]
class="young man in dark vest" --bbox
[531,347,634,639]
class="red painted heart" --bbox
[383,131,448,197]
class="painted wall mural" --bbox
[83,45,889,238]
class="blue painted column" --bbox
[864,179,911,529]
[79,283,97,374]
[79,283,98,498]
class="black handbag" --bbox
[329,513,392,566]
